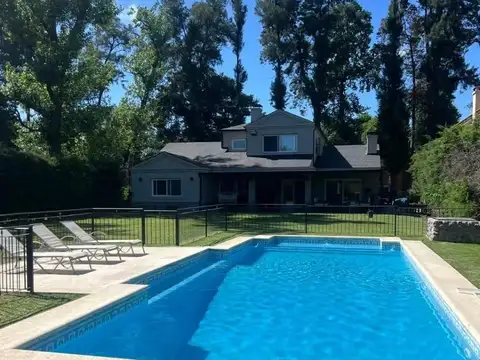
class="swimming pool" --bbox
[23,237,480,359]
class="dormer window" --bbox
[263,135,297,152]
[232,138,246,150]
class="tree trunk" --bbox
[46,105,63,157]
[408,40,417,153]
[389,172,398,202]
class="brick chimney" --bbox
[366,133,378,155]
[473,86,480,121]
[250,107,263,123]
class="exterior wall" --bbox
[245,111,314,157]
[312,171,384,203]
[245,125,314,156]
[314,129,325,159]
[131,154,202,209]
[221,130,247,152]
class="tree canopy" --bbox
[0,0,479,211]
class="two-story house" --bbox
[131,108,386,208]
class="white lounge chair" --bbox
[60,221,144,254]
[457,288,480,298]
[0,228,91,274]
[32,224,122,261]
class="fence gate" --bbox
[0,226,34,293]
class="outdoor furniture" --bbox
[60,221,144,254]
[0,228,91,274]
[32,224,122,261]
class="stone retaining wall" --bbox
[427,217,480,243]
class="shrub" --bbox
[409,122,480,216]
[0,148,125,213]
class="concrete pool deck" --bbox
[0,236,479,359]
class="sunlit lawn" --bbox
[0,292,82,329]
[421,240,480,288]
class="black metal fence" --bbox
[0,204,471,292]
[0,204,472,248]
[0,226,34,293]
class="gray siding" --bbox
[221,130,247,152]
[245,126,314,156]
[132,153,202,208]
[245,111,314,157]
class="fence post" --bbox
[26,225,34,293]
[224,205,228,231]
[91,208,95,233]
[175,210,180,246]
[141,209,146,246]
[205,208,208,237]
[393,206,397,236]
[304,205,308,233]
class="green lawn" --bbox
[0,292,82,328]
[422,240,480,288]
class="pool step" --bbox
[264,245,386,254]
[148,260,227,305]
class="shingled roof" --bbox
[158,142,381,171]
[221,124,246,131]
[315,145,381,169]
[461,109,480,125]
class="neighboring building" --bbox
[132,109,387,208]
[461,85,480,124]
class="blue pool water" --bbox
[39,237,478,359]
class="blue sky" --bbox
[114,0,480,121]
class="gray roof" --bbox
[221,124,246,131]
[461,109,480,124]
[315,145,381,170]
[160,142,380,171]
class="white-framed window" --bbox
[263,135,297,152]
[232,138,246,150]
[152,179,181,196]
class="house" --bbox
[460,85,480,124]
[131,108,387,209]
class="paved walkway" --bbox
[33,246,207,294]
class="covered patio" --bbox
[200,170,384,205]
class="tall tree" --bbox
[256,0,293,110]
[269,0,373,142]
[0,0,120,157]
[122,0,185,166]
[376,0,410,195]
[229,0,248,122]
[326,2,373,142]
[414,0,479,145]
[402,2,422,152]
[160,0,258,141]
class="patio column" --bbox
[305,175,312,204]
[248,177,256,204]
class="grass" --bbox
[0,292,82,329]
[421,240,480,288]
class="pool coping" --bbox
[0,235,479,359]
